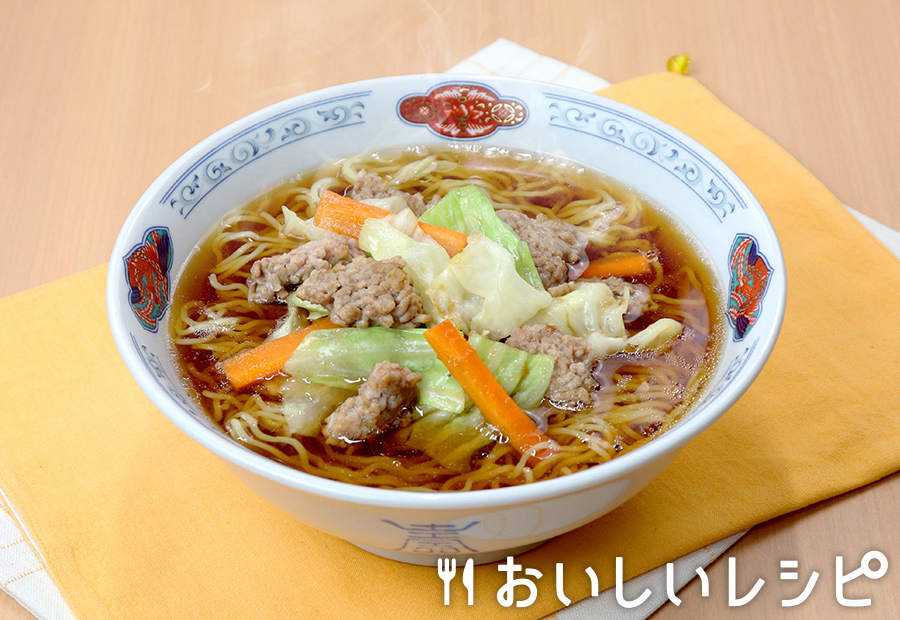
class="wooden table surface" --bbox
[2,1,899,618]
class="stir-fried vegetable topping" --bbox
[220,317,339,390]
[216,178,687,464]
[419,185,544,288]
[424,320,558,462]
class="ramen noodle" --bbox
[170,146,721,491]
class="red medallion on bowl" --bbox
[399,84,527,138]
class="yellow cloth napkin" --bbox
[2,72,900,620]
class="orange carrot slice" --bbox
[416,221,468,256]
[313,190,468,256]
[423,320,557,462]
[313,191,393,237]
[581,253,653,279]
[220,317,339,390]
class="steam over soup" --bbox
[170,146,722,491]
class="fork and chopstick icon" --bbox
[437,557,474,605]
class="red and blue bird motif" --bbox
[727,234,772,341]
[124,227,173,332]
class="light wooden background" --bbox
[2,1,899,618]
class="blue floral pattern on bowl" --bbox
[162,93,370,218]
[545,93,746,222]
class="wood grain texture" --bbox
[2,1,898,618]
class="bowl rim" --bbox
[107,72,787,512]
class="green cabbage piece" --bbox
[528,281,683,356]
[283,327,437,387]
[399,334,554,469]
[527,281,629,357]
[281,206,331,240]
[280,378,354,436]
[357,216,450,317]
[422,333,554,415]
[280,328,445,436]
[419,185,543,289]
[284,292,330,320]
[417,362,466,413]
[280,328,555,455]
[627,318,683,350]
[265,305,304,342]
[427,234,552,339]
[397,409,496,470]
[529,281,627,336]
[467,333,554,407]
[468,332,528,394]
[512,354,556,410]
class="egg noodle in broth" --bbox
[170,145,721,491]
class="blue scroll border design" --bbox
[705,337,759,402]
[161,91,371,219]
[129,332,200,419]
[545,92,748,222]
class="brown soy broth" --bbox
[169,146,722,484]
[169,233,285,414]
[591,204,719,430]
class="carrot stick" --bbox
[423,320,557,462]
[314,190,468,256]
[417,221,468,256]
[313,190,392,237]
[220,317,339,390]
[581,252,653,279]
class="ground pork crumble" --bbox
[294,255,429,328]
[505,324,597,410]
[247,235,362,304]
[346,169,430,216]
[323,361,422,443]
[247,235,429,328]
[496,209,587,290]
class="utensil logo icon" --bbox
[437,557,474,605]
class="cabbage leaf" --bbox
[284,292,330,320]
[398,408,496,470]
[280,378,353,436]
[427,234,551,339]
[281,206,331,240]
[627,318,683,351]
[283,327,437,386]
[527,281,629,356]
[281,327,555,442]
[419,185,543,289]
[528,281,683,356]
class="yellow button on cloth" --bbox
[1,72,899,620]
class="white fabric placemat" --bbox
[2,37,899,620]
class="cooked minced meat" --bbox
[547,282,578,297]
[346,170,429,217]
[496,209,586,289]
[323,361,422,443]
[505,324,596,410]
[247,236,362,303]
[601,277,653,322]
[294,255,429,328]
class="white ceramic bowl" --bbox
[107,74,786,565]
